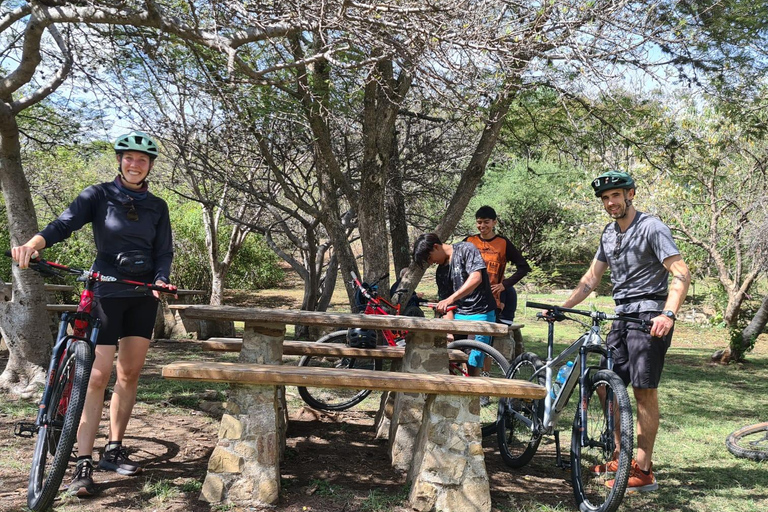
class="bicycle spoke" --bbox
[497,352,544,468]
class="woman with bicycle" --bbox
[11,131,174,497]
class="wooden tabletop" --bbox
[171,304,522,336]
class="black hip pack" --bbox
[97,250,154,277]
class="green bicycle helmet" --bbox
[591,170,635,197]
[113,131,159,159]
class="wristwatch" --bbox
[662,310,676,321]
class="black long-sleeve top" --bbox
[38,180,173,298]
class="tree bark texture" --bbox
[0,108,51,395]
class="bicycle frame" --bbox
[13,258,176,437]
[350,271,453,347]
[351,272,403,345]
[531,316,615,444]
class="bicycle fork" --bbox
[577,344,616,455]
[14,312,99,438]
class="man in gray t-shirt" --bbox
[562,170,691,493]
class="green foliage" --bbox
[460,160,597,265]
[162,191,283,291]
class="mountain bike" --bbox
[726,421,768,461]
[7,254,177,512]
[297,272,510,436]
[497,301,651,512]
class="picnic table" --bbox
[164,305,545,512]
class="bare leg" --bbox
[77,345,117,457]
[633,387,659,472]
[108,336,150,442]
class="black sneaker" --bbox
[68,459,96,497]
[98,445,141,476]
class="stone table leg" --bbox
[407,394,491,512]
[374,359,402,440]
[199,321,286,507]
[389,332,448,472]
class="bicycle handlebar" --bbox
[420,301,457,312]
[5,251,178,294]
[526,301,653,327]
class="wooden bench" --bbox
[166,305,540,512]
[163,361,543,396]
[201,337,469,362]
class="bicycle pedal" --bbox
[14,422,37,438]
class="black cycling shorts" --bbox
[91,296,159,346]
[602,311,673,389]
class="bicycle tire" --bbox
[27,340,93,511]
[497,352,545,468]
[571,369,633,512]
[297,331,383,411]
[726,421,768,461]
[447,339,511,437]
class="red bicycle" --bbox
[297,272,510,437]
[7,254,177,511]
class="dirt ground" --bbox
[0,339,575,512]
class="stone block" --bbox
[199,473,226,503]
[219,414,243,440]
[257,434,278,464]
[234,441,257,460]
[208,446,244,473]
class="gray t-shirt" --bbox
[435,242,496,315]
[595,212,680,314]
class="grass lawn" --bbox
[507,293,768,512]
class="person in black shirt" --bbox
[12,131,174,497]
[413,233,496,375]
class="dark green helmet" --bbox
[113,131,159,159]
[591,170,635,197]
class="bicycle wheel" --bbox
[447,339,510,437]
[497,352,545,468]
[28,340,93,511]
[571,369,633,512]
[297,331,383,411]
[726,421,768,461]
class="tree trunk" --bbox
[387,127,410,276]
[0,108,52,396]
[396,84,520,307]
[727,293,768,362]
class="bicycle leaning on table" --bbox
[498,301,652,512]
[7,254,177,512]
[297,271,510,437]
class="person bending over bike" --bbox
[11,131,174,497]
[561,170,690,493]
[465,205,531,325]
[412,233,496,376]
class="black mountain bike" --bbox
[8,254,176,511]
[498,302,652,512]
